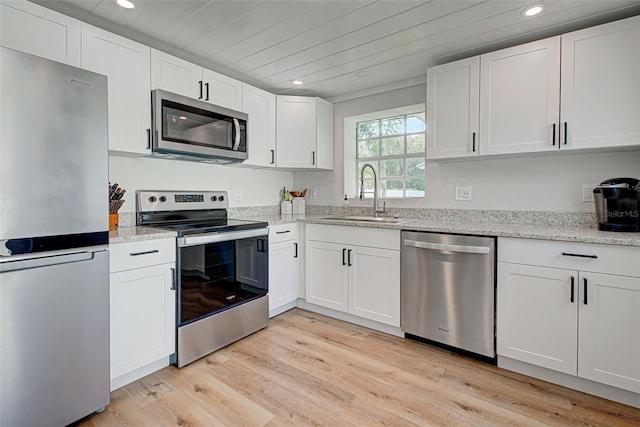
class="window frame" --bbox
[355,111,426,199]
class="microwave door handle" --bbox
[232,118,241,151]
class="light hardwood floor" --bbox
[76,309,640,426]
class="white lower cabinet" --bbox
[497,237,640,395]
[109,238,176,391]
[268,223,299,317]
[305,224,400,327]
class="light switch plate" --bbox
[583,184,596,202]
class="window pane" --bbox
[381,136,404,156]
[381,180,404,198]
[357,139,379,158]
[406,178,425,197]
[358,161,377,179]
[406,157,425,176]
[407,134,425,153]
[360,178,375,198]
[381,117,404,136]
[358,120,379,139]
[381,159,402,177]
[407,113,426,133]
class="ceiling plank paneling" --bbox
[36,0,640,101]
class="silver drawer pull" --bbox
[129,249,160,256]
[403,239,490,254]
[561,252,597,259]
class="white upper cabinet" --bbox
[560,15,640,150]
[82,24,151,155]
[151,49,242,111]
[479,37,561,156]
[276,96,334,170]
[426,57,480,160]
[428,16,639,160]
[242,83,277,167]
[0,0,80,66]
[151,49,203,99]
[202,68,242,111]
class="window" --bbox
[356,112,425,198]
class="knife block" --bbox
[109,213,119,231]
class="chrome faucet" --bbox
[359,163,386,217]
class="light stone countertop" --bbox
[109,226,176,244]
[253,214,640,247]
[108,212,640,247]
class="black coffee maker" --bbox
[593,177,640,232]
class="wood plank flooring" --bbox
[75,309,640,426]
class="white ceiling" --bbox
[36,0,640,102]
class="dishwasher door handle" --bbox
[403,239,491,254]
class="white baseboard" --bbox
[110,357,169,391]
[269,300,297,318]
[296,299,404,338]
[499,357,640,409]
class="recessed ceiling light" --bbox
[522,4,544,17]
[116,0,135,9]
[292,79,303,85]
[355,71,369,78]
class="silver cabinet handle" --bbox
[129,249,159,256]
[232,118,241,151]
[403,239,490,254]
[0,251,94,273]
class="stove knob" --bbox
[211,196,218,202]
[218,195,225,201]
[159,196,167,202]
[148,196,157,203]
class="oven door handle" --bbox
[178,228,268,247]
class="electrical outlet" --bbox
[583,184,596,202]
[235,189,242,200]
[310,188,317,200]
[455,186,472,201]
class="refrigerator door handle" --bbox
[0,251,94,273]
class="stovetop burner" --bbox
[136,190,268,235]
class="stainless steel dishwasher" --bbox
[401,231,496,360]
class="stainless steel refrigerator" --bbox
[0,47,110,426]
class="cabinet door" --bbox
[268,239,299,316]
[242,83,276,167]
[277,96,316,168]
[578,272,640,393]
[110,264,175,382]
[349,245,400,326]
[150,49,201,99]
[561,16,640,150]
[497,262,577,375]
[427,57,480,159]
[202,68,242,110]
[0,0,80,66]
[315,97,334,170]
[306,240,348,312]
[480,37,560,155]
[81,24,151,155]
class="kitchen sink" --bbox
[321,215,410,224]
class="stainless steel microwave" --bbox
[151,89,247,163]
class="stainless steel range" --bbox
[137,190,269,367]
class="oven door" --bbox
[177,229,268,326]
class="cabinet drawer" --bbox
[269,223,298,243]
[307,224,400,250]
[110,238,176,273]
[498,237,640,277]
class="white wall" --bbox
[294,83,640,213]
[110,155,293,213]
